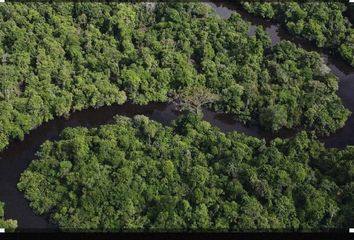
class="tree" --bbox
[0,202,17,232]
[0,65,19,100]
[259,104,288,132]
[171,85,219,116]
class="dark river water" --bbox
[348,5,354,24]
[1,1,354,231]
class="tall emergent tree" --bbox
[171,86,220,115]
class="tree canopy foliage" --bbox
[0,2,350,152]
[0,202,17,231]
[18,115,354,231]
[241,1,354,66]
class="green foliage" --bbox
[0,2,350,153]
[18,115,354,231]
[0,202,17,232]
[241,1,354,67]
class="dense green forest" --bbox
[241,1,354,66]
[0,2,350,153]
[18,115,354,231]
[0,202,17,231]
[1,1,354,232]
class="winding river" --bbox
[208,2,354,149]
[0,2,353,231]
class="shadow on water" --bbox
[1,1,354,231]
